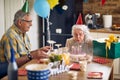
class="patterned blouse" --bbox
[65,38,93,54]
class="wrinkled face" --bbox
[18,14,32,33]
[73,29,84,43]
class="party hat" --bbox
[76,13,83,24]
[22,0,29,13]
[102,0,106,6]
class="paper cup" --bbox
[103,15,112,28]
[79,61,87,72]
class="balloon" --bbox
[34,0,50,18]
[47,0,59,9]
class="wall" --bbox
[27,0,39,50]
[4,0,24,30]
[0,0,39,50]
[0,0,5,39]
[83,0,120,25]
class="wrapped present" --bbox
[93,40,120,59]
[93,34,120,59]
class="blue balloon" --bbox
[34,0,50,18]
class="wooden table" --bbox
[2,57,114,80]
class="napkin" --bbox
[87,72,103,79]
[93,57,110,64]
[18,69,27,76]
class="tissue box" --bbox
[93,40,120,59]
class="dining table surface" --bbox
[2,56,114,80]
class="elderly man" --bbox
[0,10,50,78]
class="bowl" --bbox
[25,64,50,80]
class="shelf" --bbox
[90,28,120,34]
[51,33,72,37]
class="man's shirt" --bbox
[0,24,31,62]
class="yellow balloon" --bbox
[47,0,59,9]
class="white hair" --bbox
[71,24,93,42]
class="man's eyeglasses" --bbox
[21,19,32,23]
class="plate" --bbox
[70,54,92,63]
[111,27,120,30]
[111,24,120,30]
[70,54,86,62]
[70,63,80,71]
[87,72,103,79]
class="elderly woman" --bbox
[65,24,93,54]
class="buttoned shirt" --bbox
[0,24,31,62]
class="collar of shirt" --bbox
[12,24,25,36]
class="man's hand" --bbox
[31,46,51,59]
[39,46,51,52]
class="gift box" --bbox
[93,40,120,59]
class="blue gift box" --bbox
[93,40,120,59]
